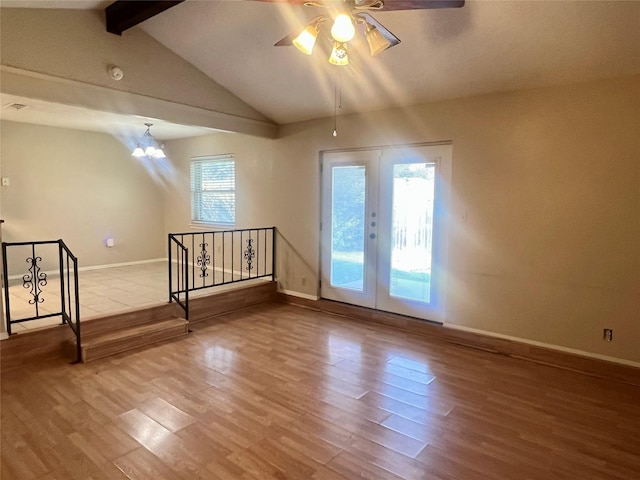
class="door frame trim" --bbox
[318,141,453,322]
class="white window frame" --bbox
[190,154,236,227]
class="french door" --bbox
[320,144,451,322]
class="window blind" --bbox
[190,155,235,226]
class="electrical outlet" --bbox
[301,277,307,286]
[603,329,613,342]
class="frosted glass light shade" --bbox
[329,42,349,66]
[293,26,318,55]
[366,25,392,56]
[145,146,156,156]
[331,14,355,43]
[132,147,145,158]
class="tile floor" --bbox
[3,262,168,332]
[3,261,267,333]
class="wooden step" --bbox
[81,317,189,362]
[188,281,278,324]
[1,283,278,372]
[81,303,183,336]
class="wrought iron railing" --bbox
[168,227,276,320]
[2,239,81,362]
[168,235,189,320]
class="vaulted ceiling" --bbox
[1,0,639,136]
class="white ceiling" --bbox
[2,0,639,134]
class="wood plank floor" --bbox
[2,303,639,480]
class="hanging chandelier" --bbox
[131,123,166,159]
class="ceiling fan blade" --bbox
[251,0,464,9]
[250,0,311,5]
[275,33,296,46]
[361,0,465,10]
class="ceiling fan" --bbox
[105,1,463,65]
[266,0,465,66]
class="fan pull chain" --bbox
[333,70,342,137]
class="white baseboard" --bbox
[278,289,319,301]
[444,323,640,369]
[6,258,167,280]
[78,258,167,272]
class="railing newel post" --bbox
[2,241,12,336]
[271,226,276,282]
[184,245,189,321]
[73,254,81,363]
[168,234,173,303]
[58,240,66,324]
[66,249,71,326]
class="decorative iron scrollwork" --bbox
[22,256,47,305]
[244,238,255,271]
[197,242,210,278]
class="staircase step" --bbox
[81,317,188,362]
[81,303,182,336]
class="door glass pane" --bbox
[331,166,366,291]
[389,163,435,302]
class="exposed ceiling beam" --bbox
[106,0,184,35]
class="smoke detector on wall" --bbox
[108,65,124,81]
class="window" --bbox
[190,155,235,226]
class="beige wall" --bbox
[1,121,166,273]
[0,8,276,137]
[163,132,276,234]
[1,75,637,364]
[267,76,640,363]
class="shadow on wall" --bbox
[276,230,317,296]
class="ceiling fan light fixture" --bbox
[277,1,459,65]
[365,24,392,56]
[329,42,349,66]
[331,13,355,43]
[293,25,319,55]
